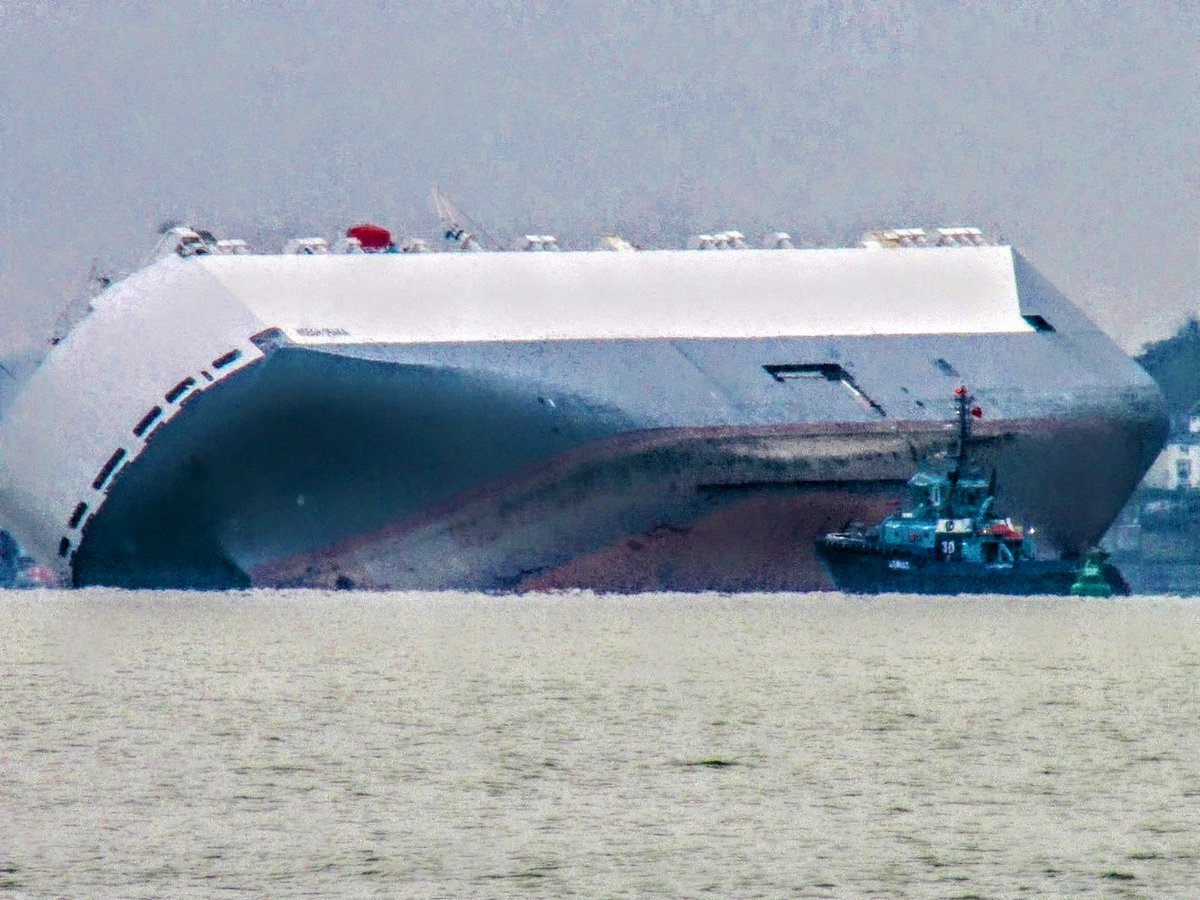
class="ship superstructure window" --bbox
[763,364,885,416]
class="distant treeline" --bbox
[1138,317,1200,416]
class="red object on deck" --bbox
[346,223,393,251]
[984,522,1023,541]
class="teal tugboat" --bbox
[816,388,1128,596]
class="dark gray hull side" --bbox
[72,319,1165,590]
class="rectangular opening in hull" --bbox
[212,349,242,369]
[763,364,886,416]
[165,378,196,404]
[133,406,163,437]
[764,363,844,382]
[1022,314,1055,332]
[92,448,127,491]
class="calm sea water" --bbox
[2,590,1198,898]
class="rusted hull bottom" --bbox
[250,415,1152,593]
[248,426,917,592]
[256,489,906,593]
[517,492,903,593]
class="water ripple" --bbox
[1,590,1198,896]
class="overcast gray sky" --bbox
[1,1,1197,356]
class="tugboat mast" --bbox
[953,385,972,472]
[952,385,984,470]
[947,385,983,517]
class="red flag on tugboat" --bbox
[346,223,393,251]
[971,406,983,418]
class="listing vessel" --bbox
[816,389,1129,595]
[0,216,1168,591]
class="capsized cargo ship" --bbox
[0,224,1168,590]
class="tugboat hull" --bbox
[815,540,1130,596]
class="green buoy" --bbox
[1071,547,1114,598]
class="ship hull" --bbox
[0,245,1169,590]
[70,341,1159,592]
